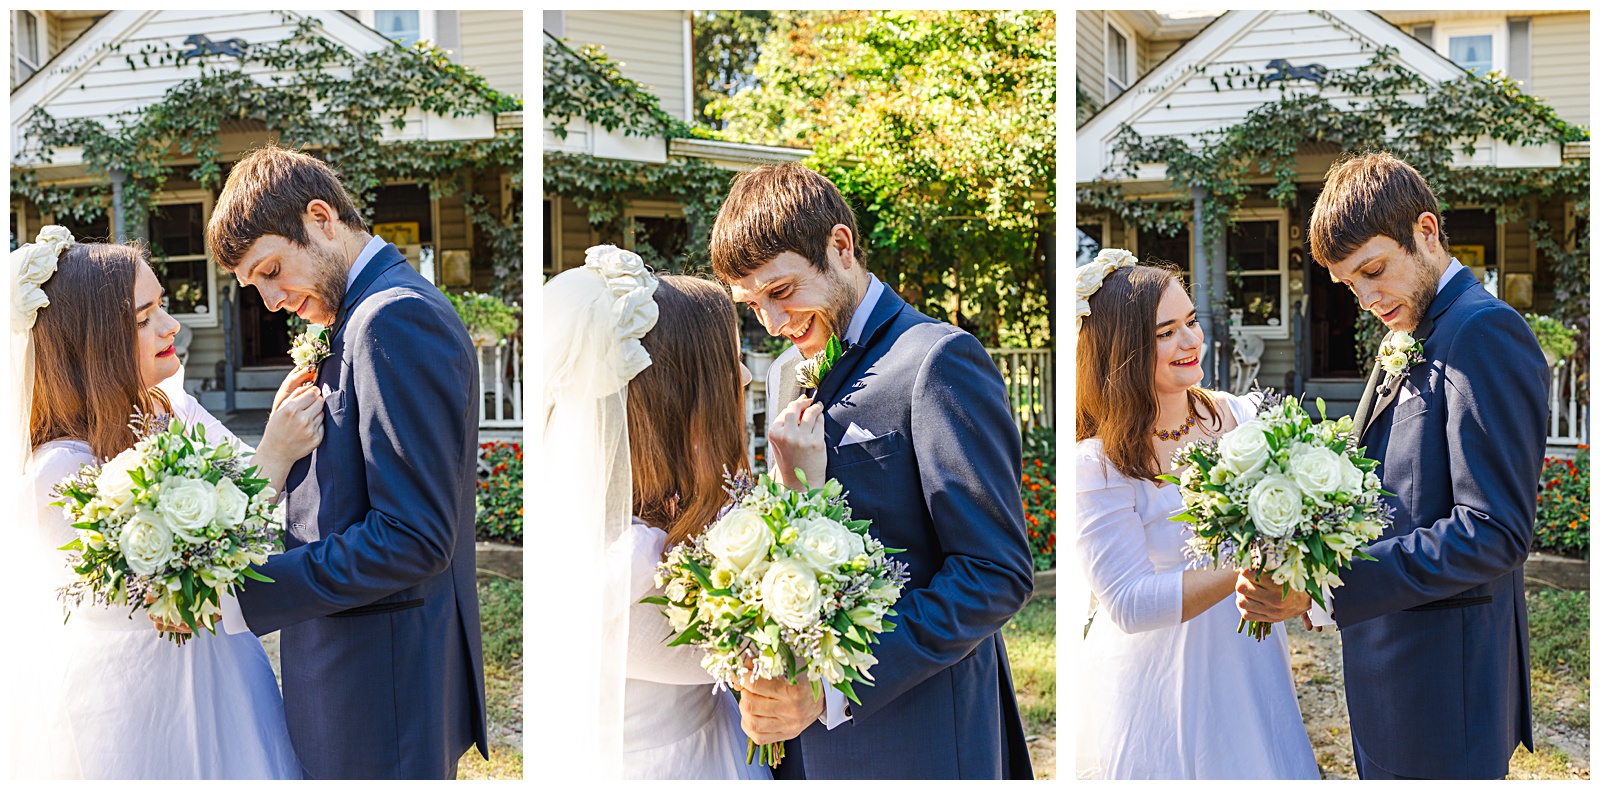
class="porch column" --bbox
[1211,230,1230,392]
[108,167,127,243]
[1189,185,1214,387]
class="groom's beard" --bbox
[1397,251,1443,331]
[309,244,350,326]
[817,268,861,349]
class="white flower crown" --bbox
[583,244,660,383]
[1075,248,1138,332]
[11,225,75,331]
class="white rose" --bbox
[1287,444,1347,505]
[792,517,866,575]
[96,447,145,506]
[1247,474,1304,538]
[1217,422,1273,479]
[760,559,823,630]
[1380,351,1409,377]
[213,477,250,527]
[157,477,218,543]
[1338,455,1365,496]
[119,510,176,575]
[703,508,773,573]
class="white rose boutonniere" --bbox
[1376,330,1424,389]
[289,324,330,371]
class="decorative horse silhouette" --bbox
[179,34,248,61]
[1263,59,1327,85]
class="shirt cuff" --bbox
[219,591,251,635]
[1308,584,1336,628]
[821,683,852,729]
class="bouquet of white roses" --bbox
[54,414,279,644]
[1159,393,1393,640]
[644,470,908,767]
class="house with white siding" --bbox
[1076,9,1587,441]
[541,9,810,277]
[10,9,523,420]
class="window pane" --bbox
[163,260,209,315]
[150,203,205,257]
[19,12,39,64]
[1449,35,1493,76]
[375,10,422,46]
[1228,220,1279,272]
[1139,225,1190,276]
[1109,28,1129,85]
[1233,275,1282,327]
[1076,224,1103,266]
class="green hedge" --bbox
[1534,447,1589,558]
[1021,427,1055,571]
[476,440,523,544]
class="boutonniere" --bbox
[289,324,330,371]
[795,335,843,391]
[1377,330,1424,391]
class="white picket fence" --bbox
[478,337,523,429]
[988,348,1054,434]
[1547,359,1588,447]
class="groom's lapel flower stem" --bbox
[795,335,843,393]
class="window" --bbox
[1225,210,1289,338]
[374,10,423,46]
[144,198,218,326]
[1448,35,1494,76]
[14,11,44,85]
[1432,20,1504,78]
[623,203,689,270]
[1076,221,1105,266]
[1105,19,1133,102]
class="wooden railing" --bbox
[987,348,1054,434]
[1547,359,1588,447]
[478,337,523,429]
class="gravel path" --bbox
[1288,625,1590,779]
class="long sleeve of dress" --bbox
[1074,444,1184,634]
[621,522,717,686]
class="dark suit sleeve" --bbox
[239,293,474,633]
[852,331,1035,718]
[1332,307,1548,627]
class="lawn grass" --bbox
[1004,597,1056,736]
[458,577,523,779]
[1526,589,1590,733]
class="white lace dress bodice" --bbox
[1073,391,1319,780]
[8,388,301,779]
[620,518,771,779]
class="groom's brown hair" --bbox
[1309,152,1449,268]
[709,163,861,281]
[206,145,370,271]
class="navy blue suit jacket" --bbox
[237,245,488,779]
[1337,269,1545,778]
[775,287,1035,779]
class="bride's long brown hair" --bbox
[627,275,749,548]
[30,242,171,460]
[1076,263,1217,482]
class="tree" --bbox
[692,11,782,130]
[706,10,1056,347]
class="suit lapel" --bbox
[1353,356,1385,442]
[813,287,907,407]
[1357,267,1477,440]
[329,243,409,343]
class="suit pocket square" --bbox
[832,430,903,469]
[840,422,879,446]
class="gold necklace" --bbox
[1152,402,1198,441]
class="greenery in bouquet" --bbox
[1534,446,1589,558]
[644,470,908,767]
[1159,393,1394,640]
[1021,427,1055,571]
[54,415,279,645]
[475,440,524,544]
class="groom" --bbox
[204,146,488,779]
[710,163,1035,779]
[1239,152,1547,779]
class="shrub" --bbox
[1021,426,1056,571]
[477,440,523,544]
[1533,446,1589,558]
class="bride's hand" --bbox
[260,385,325,464]
[272,367,317,414]
[768,395,826,491]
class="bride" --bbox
[1072,252,1319,779]
[543,246,824,779]
[7,228,323,779]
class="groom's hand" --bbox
[1235,571,1311,623]
[272,367,317,414]
[737,675,825,745]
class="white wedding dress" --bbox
[620,518,771,780]
[10,387,302,779]
[1074,391,1320,780]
